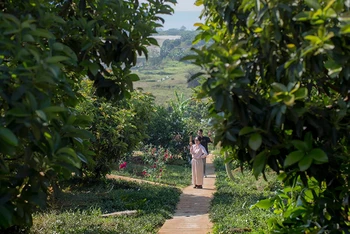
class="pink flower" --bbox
[159,168,163,172]
[152,164,157,168]
[142,170,148,176]
[119,162,127,169]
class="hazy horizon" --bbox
[160,11,203,31]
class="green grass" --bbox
[111,159,192,188]
[31,179,181,234]
[210,156,280,234]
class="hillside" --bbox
[133,30,202,106]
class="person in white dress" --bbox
[190,136,208,189]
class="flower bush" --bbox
[141,145,171,179]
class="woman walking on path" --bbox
[190,136,208,189]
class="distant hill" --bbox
[160,11,203,30]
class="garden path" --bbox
[106,154,216,234]
[158,154,216,234]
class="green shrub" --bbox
[191,0,350,232]
[77,81,156,177]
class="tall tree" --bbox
[188,0,350,232]
[0,0,176,229]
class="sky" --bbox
[139,0,204,30]
[173,0,202,12]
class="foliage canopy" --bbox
[0,0,176,229]
[190,0,350,232]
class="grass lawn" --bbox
[31,155,191,234]
[111,157,192,189]
[210,156,280,234]
[31,179,181,234]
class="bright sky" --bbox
[173,0,202,12]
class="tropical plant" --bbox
[0,0,176,230]
[189,0,350,232]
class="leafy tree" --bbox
[78,82,156,178]
[0,0,176,230]
[189,0,350,232]
[160,39,176,58]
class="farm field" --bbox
[133,60,200,105]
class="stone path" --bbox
[158,154,216,234]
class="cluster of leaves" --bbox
[0,0,176,230]
[190,0,350,232]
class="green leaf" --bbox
[7,108,30,117]
[323,208,332,221]
[305,0,321,10]
[225,131,236,142]
[291,140,308,151]
[43,106,67,113]
[249,133,262,151]
[127,74,140,81]
[239,126,255,136]
[298,156,313,171]
[31,29,55,38]
[284,150,304,167]
[294,88,308,100]
[45,56,69,63]
[253,150,267,178]
[340,25,350,34]
[35,110,47,121]
[293,12,311,21]
[252,199,273,209]
[283,94,295,106]
[324,8,337,18]
[194,0,203,6]
[271,82,287,92]
[57,147,77,157]
[0,127,18,146]
[304,35,322,45]
[309,148,328,164]
[148,37,159,46]
[304,132,313,150]
[89,63,100,76]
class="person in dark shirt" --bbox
[197,129,212,177]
